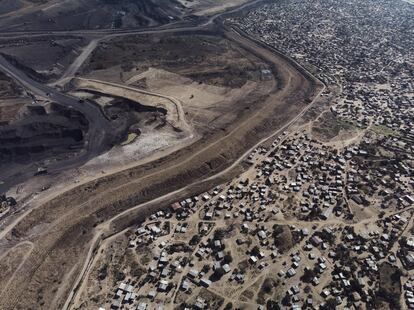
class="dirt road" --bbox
[54,39,99,85]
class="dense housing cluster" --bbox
[86,126,413,309]
[230,0,414,134]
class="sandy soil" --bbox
[83,130,194,172]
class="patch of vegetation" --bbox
[312,111,355,141]
[189,234,201,245]
[130,261,145,278]
[237,259,249,272]
[375,263,402,309]
[98,264,108,281]
[257,277,279,304]
[272,225,294,253]
[224,302,233,310]
[114,270,125,282]
[370,124,398,137]
[223,252,233,264]
[210,267,226,281]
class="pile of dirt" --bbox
[83,89,168,131]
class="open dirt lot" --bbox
[311,110,356,142]
[0,26,322,309]
[84,33,268,88]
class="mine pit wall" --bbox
[0,31,323,310]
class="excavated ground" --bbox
[0,95,172,192]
